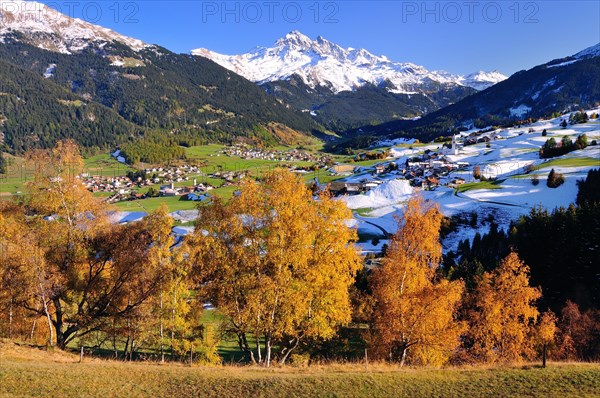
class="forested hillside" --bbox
[0,35,322,154]
[336,48,600,150]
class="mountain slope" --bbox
[341,43,600,146]
[0,3,322,153]
[193,31,506,131]
[0,56,141,151]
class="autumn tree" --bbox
[20,141,163,349]
[555,301,600,361]
[0,205,41,341]
[467,251,541,363]
[537,310,558,367]
[143,205,213,363]
[185,169,361,367]
[371,196,465,367]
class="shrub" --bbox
[547,169,565,188]
[532,175,540,186]
[525,164,535,174]
[289,353,311,367]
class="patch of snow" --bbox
[510,104,532,117]
[109,211,147,224]
[169,210,199,223]
[43,63,56,78]
[341,179,412,209]
[547,59,580,68]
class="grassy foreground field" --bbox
[1,341,599,398]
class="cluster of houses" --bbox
[158,179,214,200]
[81,174,137,194]
[326,146,470,197]
[81,161,221,204]
[142,164,203,184]
[211,170,247,183]
[221,145,332,165]
[403,150,469,189]
[82,164,207,194]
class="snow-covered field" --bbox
[346,110,600,253]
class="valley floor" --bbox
[0,341,599,398]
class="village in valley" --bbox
[48,109,596,258]
[2,108,599,256]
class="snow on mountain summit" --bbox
[573,42,600,59]
[461,71,508,91]
[0,0,148,53]
[192,31,507,94]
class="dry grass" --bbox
[1,340,599,398]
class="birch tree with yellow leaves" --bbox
[467,251,541,363]
[185,169,361,367]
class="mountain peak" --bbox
[0,0,149,53]
[276,30,312,47]
[192,32,507,93]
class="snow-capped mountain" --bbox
[192,31,507,94]
[348,42,600,143]
[460,71,509,91]
[0,0,148,53]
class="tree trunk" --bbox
[40,286,54,347]
[265,337,272,368]
[399,347,408,368]
[542,344,547,368]
[123,336,130,361]
[53,298,66,349]
[256,334,262,364]
[130,338,136,361]
[279,337,300,366]
[9,298,13,339]
[171,290,176,360]
[30,318,37,341]
[160,291,165,363]
[238,332,256,364]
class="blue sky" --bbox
[39,1,599,75]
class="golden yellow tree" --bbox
[537,310,558,367]
[0,205,40,341]
[185,169,361,366]
[468,251,541,363]
[371,196,465,367]
[143,205,212,363]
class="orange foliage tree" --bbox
[371,196,465,367]
[2,141,165,349]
